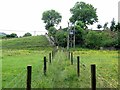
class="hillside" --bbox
[2,35,51,49]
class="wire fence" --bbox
[70,50,118,88]
[2,48,118,89]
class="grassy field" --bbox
[1,35,118,88]
[2,35,51,50]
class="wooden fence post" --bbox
[52,51,54,59]
[77,56,80,77]
[49,53,51,63]
[27,65,32,90]
[68,52,70,60]
[71,52,73,65]
[91,64,96,90]
[44,57,47,75]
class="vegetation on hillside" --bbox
[41,1,119,49]
[2,35,51,49]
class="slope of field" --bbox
[2,49,118,88]
[1,35,118,89]
[2,35,51,49]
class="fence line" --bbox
[3,49,118,89]
[12,73,26,89]
[3,68,26,88]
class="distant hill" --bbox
[2,35,52,49]
[0,32,7,36]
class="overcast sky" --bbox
[0,0,119,36]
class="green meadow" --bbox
[1,36,118,88]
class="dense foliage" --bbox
[69,1,98,28]
[42,10,62,30]
[2,33,18,39]
[41,1,119,49]
[23,32,32,37]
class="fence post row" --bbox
[49,53,51,63]
[44,57,47,76]
[91,64,96,90]
[71,52,73,65]
[27,65,32,90]
[77,56,80,77]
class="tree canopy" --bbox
[110,18,116,31]
[42,10,62,30]
[69,2,98,28]
[97,24,102,29]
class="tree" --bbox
[48,27,57,37]
[23,32,32,37]
[110,18,116,31]
[75,21,86,46]
[103,22,108,30]
[55,30,67,47]
[69,1,98,28]
[115,22,120,32]
[97,24,102,29]
[42,10,62,30]
[6,33,18,38]
[10,33,18,38]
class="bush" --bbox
[48,27,57,37]
[23,32,32,37]
[85,31,117,49]
[55,30,67,47]
[5,33,18,38]
[75,25,86,46]
[85,31,102,49]
[10,33,18,38]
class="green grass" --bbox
[2,35,51,49]
[1,36,118,88]
[2,49,52,88]
[74,50,118,88]
[2,49,118,88]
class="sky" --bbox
[0,0,119,36]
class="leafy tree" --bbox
[55,30,67,47]
[6,33,18,38]
[48,27,57,37]
[97,24,102,29]
[74,21,86,46]
[70,1,98,28]
[103,22,108,30]
[23,32,32,37]
[115,22,120,32]
[110,18,116,31]
[42,10,62,30]
[10,33,18,38]
[76,21,85,29]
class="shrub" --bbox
[85,31,102,49]
[5,33,18,38]
[55,30,67,47]
[85,31,118,49]
[23,32,32,37]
